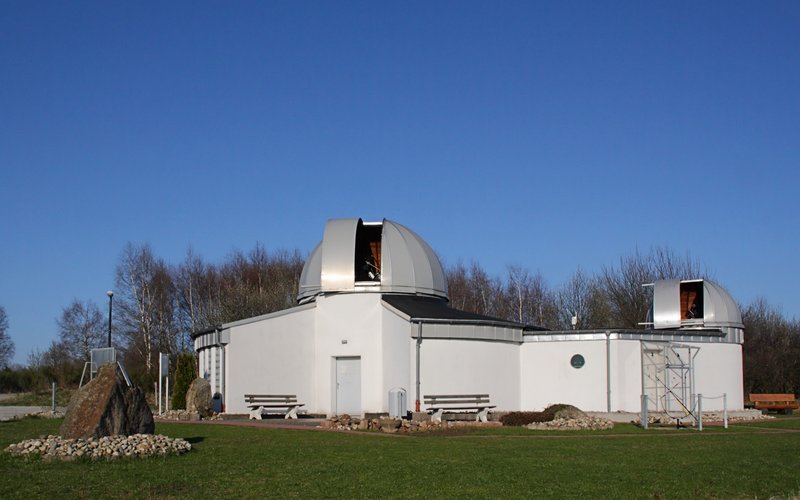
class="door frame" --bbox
[333,356,361,416]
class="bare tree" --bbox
[600,247,707,327]
[504,265,534,324]
[445,262,503,318]
[470,263,503,318]
[0,306,13,368]
[555,267,614,330]
[501,265,559,328]
[742,298,800,394]
[174,248,215,345]
[56,299,105,361]
[174,244,305,338]
[150,263,178,355]
[207,245,297,325]
[558,267,590,329]
[445,262,558,328]
[115,243,177,380]
[444,262,470,311]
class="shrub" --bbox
[170,352,196,410]
[499,404,579,426]
[500,411,554,426]
[0,367,24,392]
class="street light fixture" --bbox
[107,290,114,348]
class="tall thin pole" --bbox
[107,290,114,348]
[697,394,703,431]
[415,322,422,413]
[606,331,611,413]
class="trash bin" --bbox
[212,393,222,414]
[388,387,407,418]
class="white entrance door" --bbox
[335,357,361,416]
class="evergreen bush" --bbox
[170,352,196,410]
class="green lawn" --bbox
[1,417,799,498]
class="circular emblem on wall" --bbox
[570,354,585,369]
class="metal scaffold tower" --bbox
[641,341,699,421]
[79,347,132,388]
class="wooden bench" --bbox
[244,394,305,420]
[424,394,495,423]
[748,393,799,414]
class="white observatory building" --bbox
[194,218,744,417]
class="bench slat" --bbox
[247,403,304,408]
[425,394,489,399]
[245,394,297,396]
[749,393,796,402]
[245,394,297,399]
[425,395,489,403]
[425,400,489,404]
[425,400,490,405]
[427,405,496,411]
[747,393,798,414]
[247,399,297,404]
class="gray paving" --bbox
[0,406,63,421]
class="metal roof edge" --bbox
[381,299,412,322]
[523,328,727,343]
[193,302,317,335]
[380,294,525,329]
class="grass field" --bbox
[1,416,799,498]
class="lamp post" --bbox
[107,290,114,348]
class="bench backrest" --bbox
[749,393,797,403]
[245,394,298,404]
[424,394,491,406]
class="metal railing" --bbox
[641,393,728,431]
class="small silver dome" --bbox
[652,279,743,330]
[298,218,448,303]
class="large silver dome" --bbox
[298,218,448,303]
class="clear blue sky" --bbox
[1,1,798,365]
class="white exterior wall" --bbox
[223,307,316,414]
[688,342,744,410]
[382,305,413,413]
[521,340,609,411]
[314,294,385,416]
[610,340,645,412]
[521,338,744,412]
[209,347,218,396]
[198,349,207,381]
[197,346,222,397]
[521,339,644,412]
[416,337,520,411]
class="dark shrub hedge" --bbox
[499,404,576,426]
[500,410,553,426]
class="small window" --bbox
[354,221,382,282]
[680,281,704,320]
[570,354,585,369]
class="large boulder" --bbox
[60,363,154,439]
[549,404,587,420]
[185,378,212,417]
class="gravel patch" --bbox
[155,409,223,421]
[5,434,191,461]
[527,416,615,431]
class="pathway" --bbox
[0,406,58,421]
